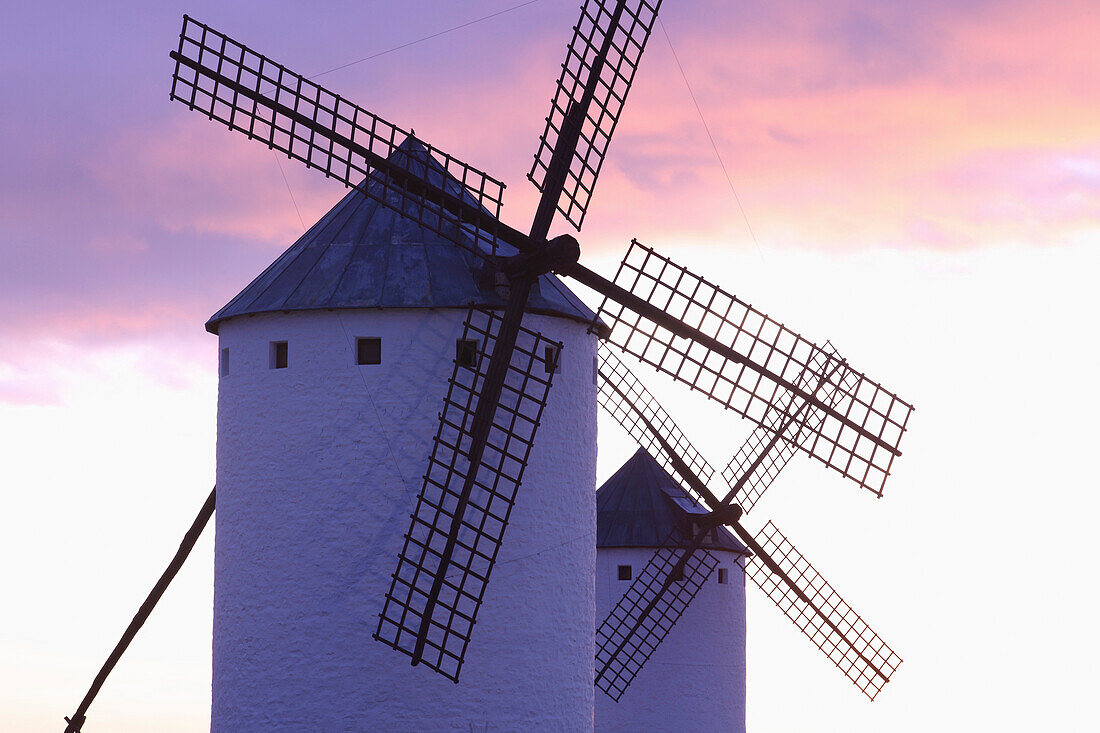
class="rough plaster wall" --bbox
[213,308,597,732]
[594,547,747,733]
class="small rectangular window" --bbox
[357,337,381,365]
[593,355,599,385]
[270,341,288,369]
[718,568,728,585]
[456,338,479,369]
[544,344,561,374]
[617,564,632,581]
[219,348,229,377]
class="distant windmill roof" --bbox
[206,138,602,334]
[596,448,748,554]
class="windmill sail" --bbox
[739,521,903,701]
[594,527,721,701]
[596,240,914,495]
[370,0,668,679]
[169,16,508,259]
[375,309,560,681]
[530,0,663,229]
[724,342,859,513]
[596,343,721,506]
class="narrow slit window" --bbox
[544,344,561,374]
[456,338,479,369]
[593,355,598,385]
[270,341,288,369]
[357,337,381,365]
[718,568,728,585]
[219,348,229,377]
[617,564,632,581]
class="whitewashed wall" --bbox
[213,308,597,732]
[594,546,747,733]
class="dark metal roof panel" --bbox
[329,241,391,307]
[382,243,432,306]
[282,242,355,309]
[206,138,602,334]
[596,449,748,554]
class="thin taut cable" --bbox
[273,155,306,230]
[310,0,544,80]
[658,19,762,253]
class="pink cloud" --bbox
[2,0,1097,354]
[565,0,1100,251]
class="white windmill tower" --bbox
[63,3,914,731]
[207,138,601,730]
[594,448,749,732]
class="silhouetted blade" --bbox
[597,240,914,496]
[374,309,560,681]
[170,16,505,258]
[596,343,720,507]
[723,342,859,512]
[529,0,662,229]
[594,530,718,701]
[746,521,902,700]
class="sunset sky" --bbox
[2,1,1098,731]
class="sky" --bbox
[1,0,1098,730]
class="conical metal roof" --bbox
[596,448,748,554]
[206,138,601,334]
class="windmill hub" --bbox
[705,504,744,530]
[502,233,581,280]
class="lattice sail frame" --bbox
[375,309,561,681]
[746,521,902,700]
[724,342,860,513]
[530,0,662,229]
[594,530,720,701]
[596,343,720,507]
[597,240,914,495]
[170,16,505,258]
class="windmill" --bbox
[592,343,904,706]
[62,1,913,730]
